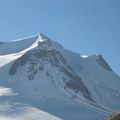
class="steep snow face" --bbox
[8,48,94,102]
[0,34,44,67]
[0,34,43,55]
[0,34,120,120]
[70,53,120,109]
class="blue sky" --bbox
[0,0,120,75]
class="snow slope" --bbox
[0,101,62,120]
[0,33,120,120]
[0,35,40,55]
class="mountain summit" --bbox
[0,34,120,120]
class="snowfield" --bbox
[0,34,120,120]
[0,101,62,120]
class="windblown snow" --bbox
[0,33,120,120]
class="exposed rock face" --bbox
[63,67,94,102]
[109,111,120,120]
[9,46,94,102]
[96,55,113,72]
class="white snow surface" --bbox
[0,101,62,120]
[0,34,43,55]
[0,86,17,96]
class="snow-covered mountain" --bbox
[0,33,120,120]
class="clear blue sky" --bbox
[0,0,120,75]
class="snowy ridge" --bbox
[0,34,43,55]
[0,34,44,67]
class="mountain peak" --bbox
[96,54,113,72]
[0,33,120,120]
[38,33,51,41]
[35,33,63,51]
